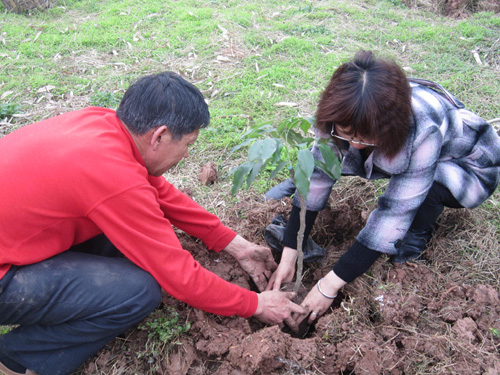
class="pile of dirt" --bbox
[403,0,499,18]
[78,181,500,375]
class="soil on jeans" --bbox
[78,178,500,375]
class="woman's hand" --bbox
[265,246,297,291]
[293,270,347,325]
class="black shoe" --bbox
[301,238,327,263]
[392,228,433,263]
[263,215,288,253]
[264,215,326,263]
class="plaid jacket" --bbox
[297,81,500,254]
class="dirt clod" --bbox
[198,162,218,185]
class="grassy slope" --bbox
[1,1,499,121]
[5,0,498,210]
[3,0,499,190]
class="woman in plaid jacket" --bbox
[265,50,500,326]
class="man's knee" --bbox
[132,270,162,314]
[94,261,161,327]
[95,274,160,332]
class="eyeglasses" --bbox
[330,124,377,147]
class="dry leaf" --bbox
[1,91,14,100]
[37,85,56,93]
[217,24,228,35]
[216,55,231,62]
[274,102,297,107]
[471,50,482,65]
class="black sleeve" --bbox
[281,205,319,249]
[333,240,381,283]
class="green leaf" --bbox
[297,149,315,176]
[273,117,316,149]
[260,138,279,161]
[283,129,305,146]
[294,164,310,199]
[239,123,275,140]
[248,138,278,163]
[296,137,316,148]
[229,138,256,154]
[317,143,337,166]
[0,103,20,118]
[246,160,264,188]
[298,117,312,134]
[247,140,261,162]
[231,162,253,195]
[316,143,342,180]
[315,160,332,180]
[269,160,289,179]
[271,138,283,164]
[293,149,315,198]
[332,162,342,178]
[305,116,316,126]
[277,118,295,132]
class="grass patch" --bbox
[0,326,13,335]
[0,103,20,119]
[89,91,122,109]
[138,306,191,345]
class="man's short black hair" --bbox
[116,71,210,138]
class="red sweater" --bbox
[0,107,258,317]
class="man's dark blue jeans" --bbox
[0,235,162,375]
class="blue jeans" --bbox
[0,235,162,375]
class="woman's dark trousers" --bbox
[393,181,463,262]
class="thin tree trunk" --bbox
[293,192,306,293]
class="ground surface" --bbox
[78,177,500,375]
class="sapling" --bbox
[231,117,342,292]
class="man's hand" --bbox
[253,290,306,331]
[265,246,297,291]
[224,235,277,292]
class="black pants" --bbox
[0,235,162,375]
[410,181,463,232]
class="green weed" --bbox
[90,91,121,109]
[0,326,11,335]
[490,327,500,338]
[0,103,20,119]
[139,306,191,345]
[282,25,331,36]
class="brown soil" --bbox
[198,162,218,186]
[77,181,500,375]
[403,0,499,18]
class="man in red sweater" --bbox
[0,72,304,375]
